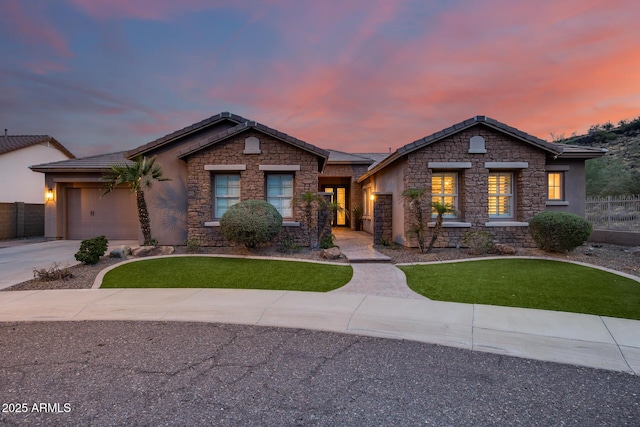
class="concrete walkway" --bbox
[1,232,639,375]
[333,228,391,263]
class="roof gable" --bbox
[358,116,565,182]
[0,135,74,158]
[176,120,330,168]
[126,112,250,158]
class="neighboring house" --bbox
[31,113,605,248]
[0,134,74,203]
[0,133,74,239]
[357,116,606,248]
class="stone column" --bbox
[373,193,392,244]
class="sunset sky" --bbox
[1,0,639,158]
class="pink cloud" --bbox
[0,0,72,58]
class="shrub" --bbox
[529,212,592,253]
[220,200,283,248]
[75,235,109,265]
[185,238,201,254]
[33,263,73,281]
[277,229,301,254]
[319,233,335,249]
[461,231,494,255]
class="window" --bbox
[547,172,563,200]
[267,174,293,218]
[363,186,372,217]
[431,172,458,217]
[214,174,240,218]
[488,172,513,218]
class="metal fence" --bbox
[586,195,640,230]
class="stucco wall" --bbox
[361,161,406,244]
[544,159,586,216]
[43,172,111,239]
[185,130,320,247]
[141,122,235,245]
[1,144,71,203]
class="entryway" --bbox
[321,185,349,227]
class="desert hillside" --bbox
[563,118,640,196]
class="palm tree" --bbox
[402,187,428,252]
[296,191,321,248]
[426,201,456,253]
[102,156,170,245]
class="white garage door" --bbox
[67,188,138,240]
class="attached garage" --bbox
[30,151,142,242]
[66,187,137,240]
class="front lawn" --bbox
[400,259,640,320]
[101,256,353,292]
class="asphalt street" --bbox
[1,321,638,426]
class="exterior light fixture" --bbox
[370,194,375,201]
[45,187,54,202]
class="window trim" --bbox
[213,173,241,219]
[488,171,514,219]
[546,172,564,201]
[431,172,459,218]
[266,173,294,219]
[363,184,372,218]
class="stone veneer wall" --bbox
[186,131,320,247]
[402,126,547,248]
[373,194,392,244]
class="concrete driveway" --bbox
[0,239,137,290]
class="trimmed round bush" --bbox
[220,200,283,248]
[529,211,592,253]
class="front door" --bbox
[322,186,348,227]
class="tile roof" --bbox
[126,112,250,158]
[176,120,330,165]
[0,135,75,158]
[554,143,607,159]
[327,150,377,164]
[30,151,131,173]
[396,115,561,156]
[357,116,578,183]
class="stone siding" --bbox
[402,126,547,248]
[186,131,320,247]
[373,194,393,244]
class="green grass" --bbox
[400,259,640,320]
[101,256,353,292]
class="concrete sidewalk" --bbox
[1,287,638,375]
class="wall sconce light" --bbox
[45,187,54,202]
[369,194,376,201]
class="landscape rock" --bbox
[109,245,132,258]
[153,246,175,256]
[624,246,640,255]
[132,246,154,257]
[493,243,517,255]
[321,247,342,260]
[132,246,175,257]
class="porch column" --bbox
[373,193,392,244]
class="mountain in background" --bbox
[562,117,640,196]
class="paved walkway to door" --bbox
[332,228,423,299]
